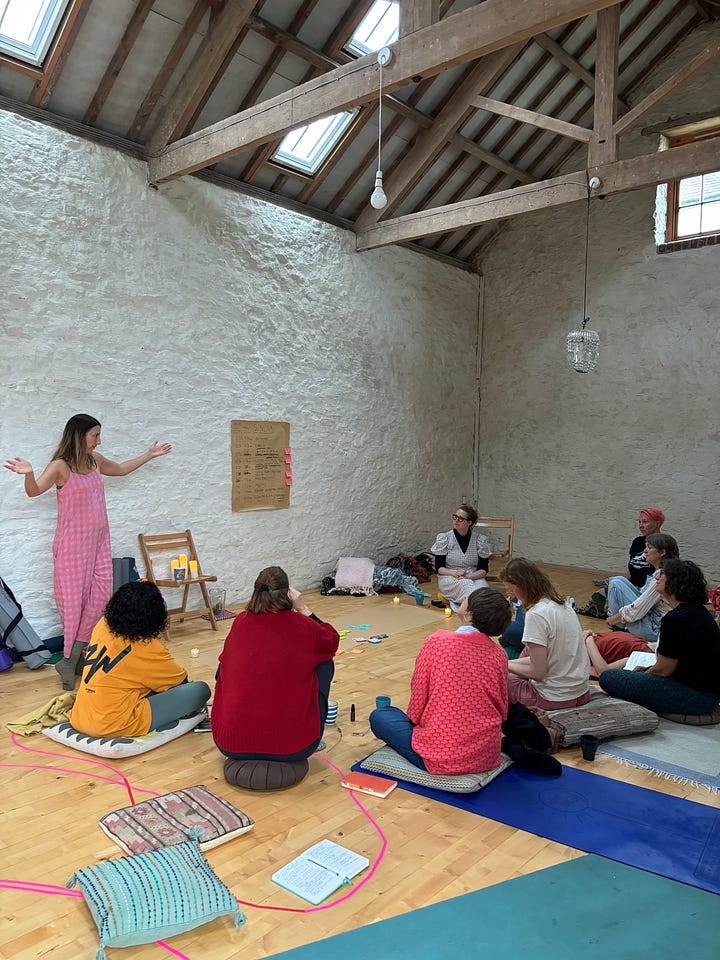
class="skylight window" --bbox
[0,0,70,66]
[272,110,358,176]
[346,1,399,58]
[271,2,398,175]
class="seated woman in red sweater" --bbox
[368,588,511,774]
[211,566,339,762]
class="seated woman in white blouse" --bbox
[430,505,492,612]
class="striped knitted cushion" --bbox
[359,746,512,794]
[66,838,245,957]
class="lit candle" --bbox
[392,595,400,604]
[178,554,188,571]
[189,560,199,578]
[171,559,179,571]
[444,606,453,616]
[190,647,200,659]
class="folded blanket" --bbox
[7,691,77,736]
[333,557,376,596]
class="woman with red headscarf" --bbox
[627,507,665,587]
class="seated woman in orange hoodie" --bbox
[70,581,210,737]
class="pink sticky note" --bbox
[285,453,292,464]
[284,446,291,455]
[285,469,293,478]
[285,477,292,486]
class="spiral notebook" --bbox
[271,839,369,905]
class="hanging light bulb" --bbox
[370,171,387,209]
[369,47,393,210]
[566,177,601,373]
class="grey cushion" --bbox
[223,758,309,790]
[658,707,720,726]
[548,692,658,746]
[359,746,512,794]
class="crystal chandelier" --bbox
[566,177,601,373]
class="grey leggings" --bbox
[147,680,212,730]
[599,669,720,715]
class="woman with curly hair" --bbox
[599,560,720,717]
[69,581,210,738]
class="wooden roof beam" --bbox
[472,94,592,142]
[355,135,720,250]
[453,134,535,184]
[399,0,440,36]
[356,44,525,229]
[147,0,623,183]
[146,0,257,155]
[613,38,720,137]
[534,31,628,114]
[29,0,93,109]
[588,4,620,166]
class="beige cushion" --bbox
[548,692,658,747]
[658,707,720,726]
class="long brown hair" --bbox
[246,566,293,614]
[51,414,100,473]
[498,558,565,608]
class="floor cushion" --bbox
[99,785,255,855]
[359,746,513,794]
[658,706,720,726]
[67,837,245,958]
[548,692,658,747]
[224,757,309,790]
[42,712,204,758]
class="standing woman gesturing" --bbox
[4,414,171,689]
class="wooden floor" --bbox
[2,563,718,960]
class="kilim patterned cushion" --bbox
[359,746,513,794]
[548,693,658,747]
[99,785,254,855]
[66,838,245,958]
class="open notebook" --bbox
[271,839,369,905]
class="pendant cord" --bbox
[582,181,591,329]
[377,59,383,172]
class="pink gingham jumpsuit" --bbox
[53,468,113,656]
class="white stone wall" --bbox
[477,23,720,582]
[0,113,479,637]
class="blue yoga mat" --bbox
[266,855,720,959]
[351,760,720,894]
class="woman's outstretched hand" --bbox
[3,457,33,475]
[147,441,172,459]
[288,587,312,616]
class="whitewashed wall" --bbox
[477,22,720,582]
[0,113,479,637]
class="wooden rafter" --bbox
[355,136,720,250]
[399,0,440,36]
[355,45,525,229]
[472,94,593,141]
[533,31,629,114]
[588,4,620,166]
[145,0,257,155]
[83,0,155,127]
[147,0,623,184]
[29,0,92,109]
[126,0,208,141]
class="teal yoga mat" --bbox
[266,855,720,959]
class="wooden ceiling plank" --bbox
[453,134,535,184]
[534,31,628,113]
[472,94,592,141]
[356,44,525,229]
[613,38,720,137]
[30,0,93,109]
[588,4,620,165]
[399,0,440,36]
[146,0,258,155]
[126,0,207,141]
[82,0,155,127]
[355,135,720,249]
[147,0,623,183]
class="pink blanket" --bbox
[334,557,376,596]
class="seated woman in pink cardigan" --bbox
[368,588,510,774]
[500,558,591,710]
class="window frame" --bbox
[0,0,71,68]
[664,127,720,243]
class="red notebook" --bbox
[340,771,398,798]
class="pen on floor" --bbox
[350,703,356,722]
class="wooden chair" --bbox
[475,516,515,582]
[138,530,218,638]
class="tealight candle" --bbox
[190,647,200,658]
[444,606,453,616]
[188,560,199,578]
[392,595,400,604]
